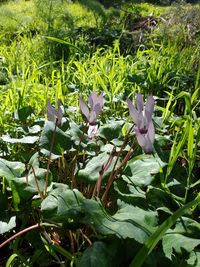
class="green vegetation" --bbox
[0,0,199,266]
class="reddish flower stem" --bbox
[101,125,134,203]
[0,223,40,249]
[43,120,58,197]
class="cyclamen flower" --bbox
[127,93,155,154]
[80,91,104,138]
[47,100,63,126]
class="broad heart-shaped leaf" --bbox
[0,214,16,234]
[1,135,39,144]
[0,158,25,182]
[98,120,124,144]
[40,121,72,159]
[80,199,151,243]
[146,186,180,211]
[42,188,152,243]
[162,216,200,259]
[41,187,85,223]
[66,121,88,147]
[129,193,200,267]
[162,234,200,260]
[113,200,158,234]
[78,152,120,183]
[76,241,113,267]
[77,239,144,267]
[114,180,146,206]
[123,154,166,187]
[12,168,52,199]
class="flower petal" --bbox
[47,101,56,122]
[88,91,98,109]
[143,137,153,154]
[136,93,144,113]
[145,95,154,119]
[80,97,90,120]
[137,111,148,131]
[127,98,138,124]
[135,127,146,147]
[88,110,97,124]
[88,124,98,139]
[98,91,104,108]
[56,100,63,125]
[147,120,155,144]
[94,103,102,118]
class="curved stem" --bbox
[0,223,40,249]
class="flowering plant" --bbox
[79,91,104,138]
[46,100,63,126]
[127,93,155,154]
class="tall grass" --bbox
[0,35,200,123]
[0,1,199,124]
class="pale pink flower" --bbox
[80,91,104,138]
[127,93,155,154]
[46,100,63,126]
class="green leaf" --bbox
[81,199,151,243]
[187,251,200,266]
[162,233,200,259]
[187,119,194,160]
[13,168,52,198]
[0,158,25,182]
[146,186,179,210]
[14,106,34,122]
[167,216,200,236]
[113,201,158,234]
[98,120,124,144]
[114,179,146,201]
[41,187,84,223]
[42,190,152,243]
[42,35,83,53]
[78,152,119,183]
[0,215,16,234]
[28,152,40,170]
[76,241,112,267]
[162,216,200,259]
[67,122,87,147]
[129,193,200,267]
[1,135,39,144]
[40,121,72,158]
[15,106,34,122]
[124,155,166,187]
[114,180,146,206]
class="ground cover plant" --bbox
[0,0,200,266]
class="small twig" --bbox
[31,165,44,199]
[92,146,116,198]
[69,230,75,254]
[80,229,92,246]
[0,224,40,249]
